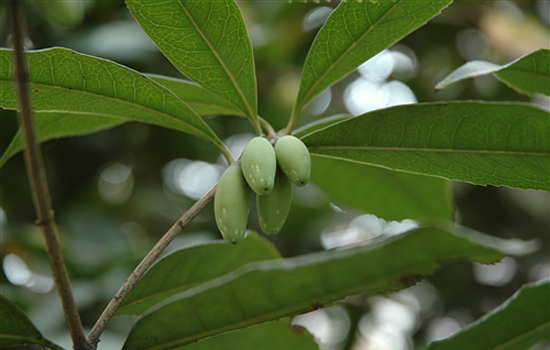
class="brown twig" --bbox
[86,185,217,348]
[8,1,89,349]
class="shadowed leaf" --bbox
[310,157,452,221]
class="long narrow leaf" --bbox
[426,279,550,350]
[436,49,550,96]
[127,0,258,127]
[294,0,452,114]
[123,226,510,349]
[1,74,246,168]
[301,102,550,191]
[117,232,281,316]
[0,48,225,150]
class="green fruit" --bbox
[274,135,311,187]
[257,169,292,235]
[214,162,251,244]
[241,137,277,195]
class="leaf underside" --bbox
[118,232,281,316]
[122,226,505,349]
[176,319,319,350]
[436,49,550,96]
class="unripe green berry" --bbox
[241,137,277,195]
[257,169,292,235]
[275,135,311,187]
[214,162,251,244]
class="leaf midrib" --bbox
[297,0,402,112]
[308,145,549,157]
[146,262,435,350]
[133,234,498,350]
[0,79,213,142]
[118,280,209,315]
[175,0,256,121]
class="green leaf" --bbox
[148,75,245,117]
[0,48,225,151]
[311,157,452,222]
[177,319,319,350]
[117,232,281,316]
[1,73,246,168]
[436,49,550,96]
[126,0,258,129]
[301,102,550,191]
[123,226,508,350]
[0,294,61,349]
[294,0,452,114]
[1,112,126,168]
[426,279,550,350]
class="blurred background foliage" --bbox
[0,0,548,349]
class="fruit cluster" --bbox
[214,135,311,243]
